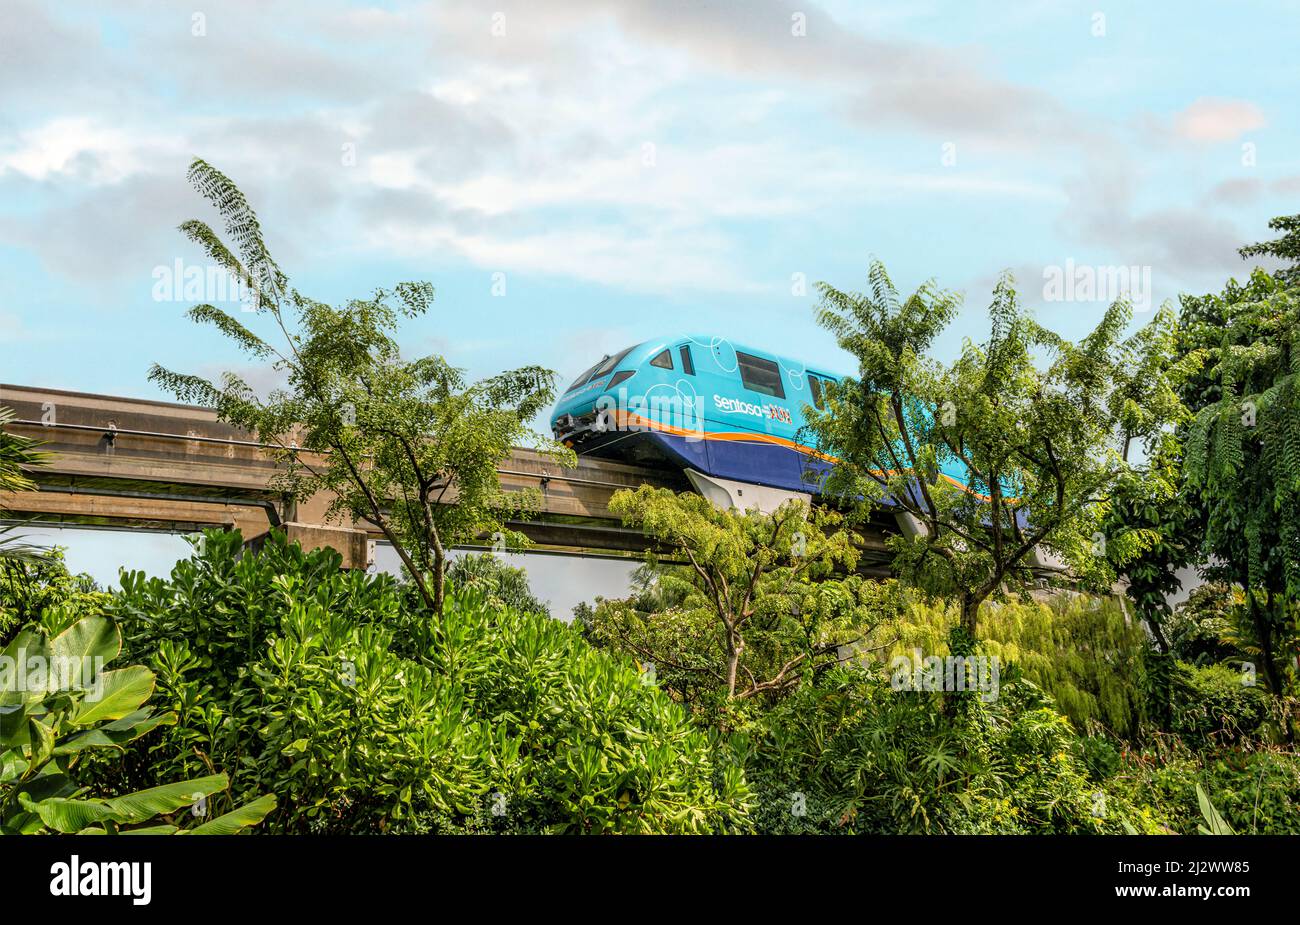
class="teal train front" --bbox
[551,335,837,504]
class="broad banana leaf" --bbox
[120,825,180,834]
[72,666,156,726]
[48,617,121,669]
[22,793,123,833]
[1,629,49,693]
[186,794,277,834]
[22,773,230,833]
[55,708,176,755]
[27,716,54,767]
[9,767,75,803]
[100,773,229,824]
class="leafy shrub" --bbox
[446,553,550,618]
[1197,750,1300,833]
[1167,583,1245,666]
[98,530,747,834]
[1077,734,1123,783]
[1170,662,1274,747]
[1,548,108,647]
[1110,742,1300,834]
[1,614,272,834]
[740,664,1155,834]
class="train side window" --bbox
[809,375,824,409]
[737,351,785,399]
[650,349,673,370]
[679,345,695,375]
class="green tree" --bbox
[580,564,724,712]
[149,159,571,615]
[1181,267,1300,694]
[805,261,1182,641]
[606,486,900,702]
[1097,438,1198,652]
[1239,212,1300,286]
[446,552,550,617]
[1,548,107,646]
[1095,302,1203,651]
[1167,582,1244,667]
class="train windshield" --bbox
[564,362,600,393]
[564,346,634,392]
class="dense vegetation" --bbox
[89,532,743,834]
[7,535,1293,835]
[2,163,1298,836]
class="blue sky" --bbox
[2,0,1297,608]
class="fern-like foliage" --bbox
[1239,212,1300,286]
[0,406,53,565]
[805,259,1186,640]
[149,159,573,615]
[1180,269,1300,692]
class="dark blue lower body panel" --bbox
[572,428,823,492]
[646,430,830,494]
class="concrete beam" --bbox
[0,384,902,571]
[0,383,688,559]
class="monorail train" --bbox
[552,334,995,512]
[553,335,1053,568]
[552,335,841,510]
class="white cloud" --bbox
[365,220,763,295]
[0,118,168,183]
[428,140,1062,221]
[1173,97,1266,143]
[0,0,1261,312]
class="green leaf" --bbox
[49,616,121,667]
[1195,783,1235,835]
[120,824,180,835]
[72,667,156,726]
[1,630,48,694]
[55,709,176,754]
[27,716,55,768]
[102,774,229,824]
[23,795,123,834]
[186,794,277,834]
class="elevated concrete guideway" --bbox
[0,383,705,567]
